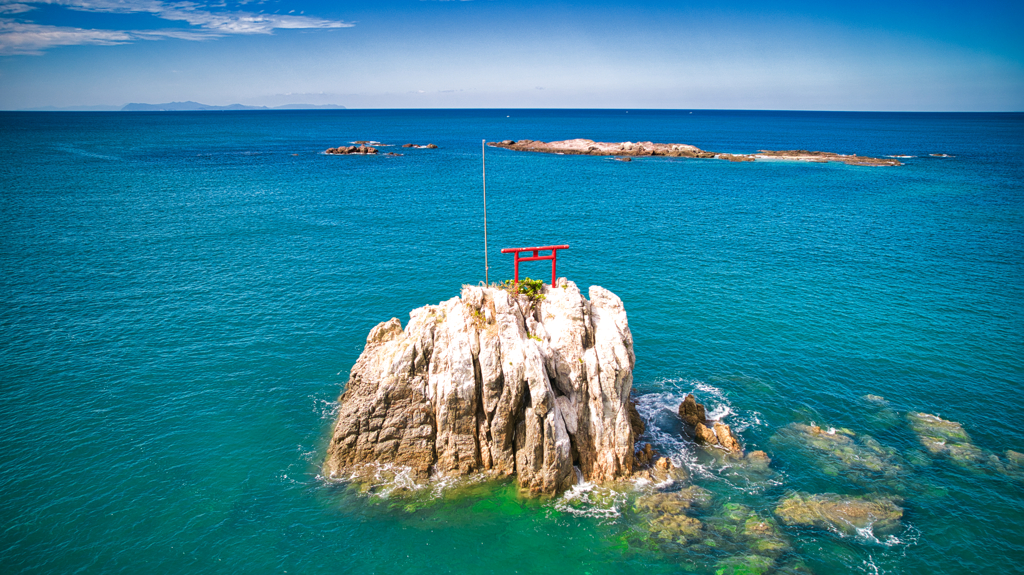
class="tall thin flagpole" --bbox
[482,139,489,285]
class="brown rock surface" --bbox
[678,394,746,455]
[695,422,718,445]
[325,145,378,155]
[678,393,707,428]
[323,281,637,496]
[714,422,743,453]
[628,398,645,438]
[635,443,655,467]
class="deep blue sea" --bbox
[1,109,1022,574]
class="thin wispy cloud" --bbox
[0,3,34,13]
[0,0,352,55]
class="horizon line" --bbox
[4,107,1023,114]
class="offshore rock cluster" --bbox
[679,393,771,469]
[324,144,379,155]
[323,281,638,496]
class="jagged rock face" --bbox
[323,281,637,496]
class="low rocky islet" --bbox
[489,139,904,167]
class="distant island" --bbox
[20,102,345,112]
[490,139,903,167]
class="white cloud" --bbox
[0,1,352,54]
[0,20,132,54]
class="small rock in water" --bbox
[679,394,744,455]
[695,422,718,445]
[678,393,707,428]
[714,422,743,453]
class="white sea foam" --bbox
[551,481,625,519]
[312,395,340,421]
[634,390,709,477]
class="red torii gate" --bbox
[500,245,569,285]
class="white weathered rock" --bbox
[323,281,637,495]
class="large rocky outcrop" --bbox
[323,281,637,496]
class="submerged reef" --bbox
[324,281,638,496]
[907,412,986,466]
[774,492,903,538]
[489,139,903,166]
[770,423,906,488]
[906,412,1022,476]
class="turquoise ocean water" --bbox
[1,110,1022,574]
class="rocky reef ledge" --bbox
[489,139,902,167]
[323,281,638,496]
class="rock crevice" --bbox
[324,281,637,495]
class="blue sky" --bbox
[0,0,1021,110]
